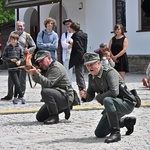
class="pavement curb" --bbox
[0,103,150,115]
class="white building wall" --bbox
[18,0,150,55]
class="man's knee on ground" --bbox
[94,129,108,138]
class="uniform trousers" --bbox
[36,88,72,122]
[75,64,86,90]
[95,97,135,138]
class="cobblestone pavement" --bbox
[0,70,150,150]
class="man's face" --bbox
[100,46,107,53]
[65,22,72,30]
[16,22,25,34]
[38,57,51,70]
[46,21,54,30]
[85,61,101,75]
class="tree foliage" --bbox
[0,1,15,25]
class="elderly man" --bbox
[27,50,74,124]
[1,20,36,102]
[79,52,136,143]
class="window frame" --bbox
[115,0,126,31]
[141,0,150,31]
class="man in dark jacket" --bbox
[69,22,88,90]
[26,50,74,124]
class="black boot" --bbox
[64,105,73,120]
[130,89,141,108]
[120,117,136,135]
[44,114,59,125]
[104,111,121,143]
[64,108,70,120]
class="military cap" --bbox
[35,50,51,62]
[63,19,72,25]
[83,52,100,65]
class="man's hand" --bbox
[11,59,17,62]
[24,48,29,54]
[79,89,87,99]
[16,60,21,66]
[25,66,41,75]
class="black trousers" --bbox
[36,88,72,122]
[8,70,23,98]
[75,64,86,90]
[7,69,26,98]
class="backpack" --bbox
[31,31,44,65]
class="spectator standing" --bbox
[2,33,26,104]
[109,24,129,82]
[1,20,36,101]
[61,19,73,81]
[69,22,88,90]
[26,50,74,124]
[36,17,59,61]
[80,52,136,143]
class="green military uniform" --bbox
[32,51,74,123]
[83,52,136,143]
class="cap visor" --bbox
[84,60,98,65]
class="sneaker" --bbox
[12,99,18,104]
[21,99,26,104]
[1,96,12,101]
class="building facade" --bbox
[4,0,150,72]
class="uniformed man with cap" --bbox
[26,50,74,124]
[79,52,136,143]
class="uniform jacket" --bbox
[69,30,87,69]
[2,43,25,68]
[86,65,124,105]
[32,61,74,102]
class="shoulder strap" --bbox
[65,32,68,38]
[42,31,44,39]
[26,33,30,48]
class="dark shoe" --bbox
[21,99,26,104]
[64,108,71,120]
[44,115,59,125]
[64,105,73,120]
[104,129,121,143]
[1,96,12,101]
[120,117,136,135]
[12,98,18,104]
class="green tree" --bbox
[0,1,15,25]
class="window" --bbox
[141,0,150,31]
[115,0,126,31]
